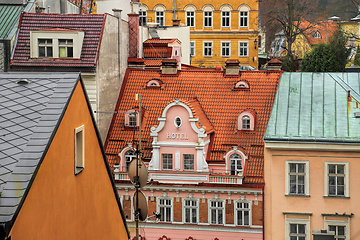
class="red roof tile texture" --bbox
[105,69,281,184]
[11,13,106,68]
[298,21,338,46]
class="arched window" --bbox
[230,153,242,175]
[242,115,250,129]
[146,79,161,88]
[239,5,250,28]
[185,4,196,27]
[124,150,136,171]
[154,5,166,26]
[202,5,214,28]
[238,111,255,131]
[125,109,139,127]
[234,80,249,89]
[220,5,232,28]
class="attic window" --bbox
[311,30,321,39]
[234,81,249,89]
[238,111,255,131]
[125,109,139,127]
[146,79,161,88]
[75,125,85,175]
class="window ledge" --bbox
[75,167,84,175]
[323,195,350,199]
[285,194,310,198]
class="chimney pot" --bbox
[112,9,122,19]
[225,59,240,76]
[162,59,178,75]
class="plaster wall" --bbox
[9,81,128,240]
[264,147,360,240]
[97,14,128,141]
[96,0,131,21]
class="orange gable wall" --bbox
[9,81,128,240]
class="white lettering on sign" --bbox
[167,133,189,140]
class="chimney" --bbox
[112,8,122,19]
[267,59,282,70]
[172,19,180,26]
[225,59,240,76]
[128,13,140,58]
[161,59,178,75]
[127,57,145,69]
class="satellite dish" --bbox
[128,158,148,188]
[133,190,148,221]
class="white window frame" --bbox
[183,154,194,170]
[204,11,212,27]
[285,215,311,240]
[156,11,164,26]
[235,199,252,226]
[208,198,225,225]
[124,150,136,172]
[221,11,230,28]
[324,162,349,197]
[190,41,195,57]
[239,11,248,27]
[324,219,350,240]
[186,11,195,27]
[75,125,85,175]
[183,196,199,224]
[221,41,231,57]
[139,11,147,26]
[157,196,173,222]
[230,153,242,175]
[224,147,247,178]
[30,30,84,59]
[285,160,309,196]
[238,41,249,57]
[162,153,173,170]
[203,41,213,57]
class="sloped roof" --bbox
[0,72,129,238]
[11,13,106,68]
[144,38,178,44]
[298,21,338,45]
[0,1,35,40]
[264,72,360,143]
[105,69,281,184]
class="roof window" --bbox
[238,111,255,131]
[234,80,249,89]
[146,79,162,88]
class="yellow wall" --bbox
[264,147,360,240]
[292,34,312,59]
[9,81,128,240]
[141,0,259,68]
[342,22,360,47]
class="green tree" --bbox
[353,46,360,66]
[301,30,350,72]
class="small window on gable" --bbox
[174,116,182,128]
[146,79,161,88]
[238,111,255,131]
[311,30,321,39]
[235,81,249,89]
[75,125,85,175]
[125,109,139,127]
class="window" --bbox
[240,11,248,27]
[325,163,349,197]
[125,150,136,171]
[156,11,164,26]
[184,154,194,170]
[190,41,195,57]
[162,154,173,170]
[31,30,84,59]
[230,153,242,175]
[324,218,350,240]
[311,30,321,39]
[235,81,249,89]
[75,125,84,175]
[222,11,230,27]
[258,35,262,49]
[184,199,198,223]
[348,37,355,47]
[174,116,182,128]
[210,200,224,224]
[204,11,212,27]
[204,41,212,57]
[236,202,250,226]
[186,11,195,27]
[239,41,248,57]
[285,161,309,196]
[59,39,73,58]
[159,199,172,222]
[129,114,137,127]
[125,109,139,127]
[329,225,345,240]
[38,39,53,57]
[139,11,147,26]
[221,42,230,57]
[285,215,310,240]
[242,115,250,129]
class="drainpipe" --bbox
[173,0,176,20]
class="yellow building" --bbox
[138,0,259,68]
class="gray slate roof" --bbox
[264,72,360,143]
[0,72,80,224]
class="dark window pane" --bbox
[39,47,45,57]
[337,165,344,174]
[290,224,297,233]
[298,164,305,173]
[47,47,52,57]
[67,47,73,58]
[329,164,336,173]
[298,224,305,233]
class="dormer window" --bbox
[30,29,84,59]
[230,153,242,175]
[125,109,140,127]
[174,116,182,128]
[146,79,162,88]
[234,80,249,89]
[224,147,247,177]
[311,30,321,39]
[238,111,255,131]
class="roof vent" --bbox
[16,79,31,85]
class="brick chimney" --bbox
[172,19,180,26]
[225,59,240,76]
[161,59,178,74]
[128,13,139,58]
[267,59,282,70]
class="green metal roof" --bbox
[0,1,35,40]
[264,72,360,144]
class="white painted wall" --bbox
[96,0,131,21]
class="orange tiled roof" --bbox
[143,46,171,58]
[144,38,178,44]
[105,69,281,184]
[298,21,338,45]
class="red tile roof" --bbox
[11,13,106,68]
[298,21,338,45]
[144,39,178,44]
[105,69,281,184]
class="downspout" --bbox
[173,0,176,20]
